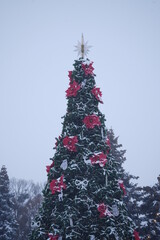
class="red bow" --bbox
[134,230,140,240]
[90,152,107,167]
[97,203,112,218]
[82,62,94,76]
[50,175,66,194]
[66,80,81,97]
[46,161,54,173]
[63,136,78,152]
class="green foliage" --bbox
[139,176,160,239]
[107,129,141,235]
[0,166,18,240]
[30,58,136,240]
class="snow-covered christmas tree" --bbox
[140,176,160,239]
[106,128,142,234]
[0,165,18,240]
[30,37,140,240]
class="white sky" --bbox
[0,0,160,186]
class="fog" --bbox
[0,0,160,186]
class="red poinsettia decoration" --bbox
[63,136,78,152]
[66,80,81,97]
[91,87,103,103]
[83,115,101,129]
[90,152,107,167]
[82,62,94,76]
[118,180,126,196]
[50,175,66,195]
[97,203,112,218]
[134,230,140,240]
[68,71,72,82]
[46,161,54,173]
[48,234,59,240]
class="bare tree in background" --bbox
[10,178,44,240]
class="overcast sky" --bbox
[0,0,160,186]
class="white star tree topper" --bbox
[75,34,92,58]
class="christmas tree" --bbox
[0,165,18,240]
[30,37,139,240]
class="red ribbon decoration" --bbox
[97,203,112,218]
[66,80,81,97]
[134,230,140,240]
[82,62,94,76]
[90,152,107,167]
[46,161,54,173]
[63,136,78,152]
[50,175,66,195]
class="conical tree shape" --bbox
[30,58,139,240]
[0,165,18,240]
[140,176,160,239]
[107,128,142,234]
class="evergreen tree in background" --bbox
[139,175,160,239]
[0,165,18,240]
[106,129,142,232]
[123,173,142,233]
[30,44,139,239]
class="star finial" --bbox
[75,34,91,58]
